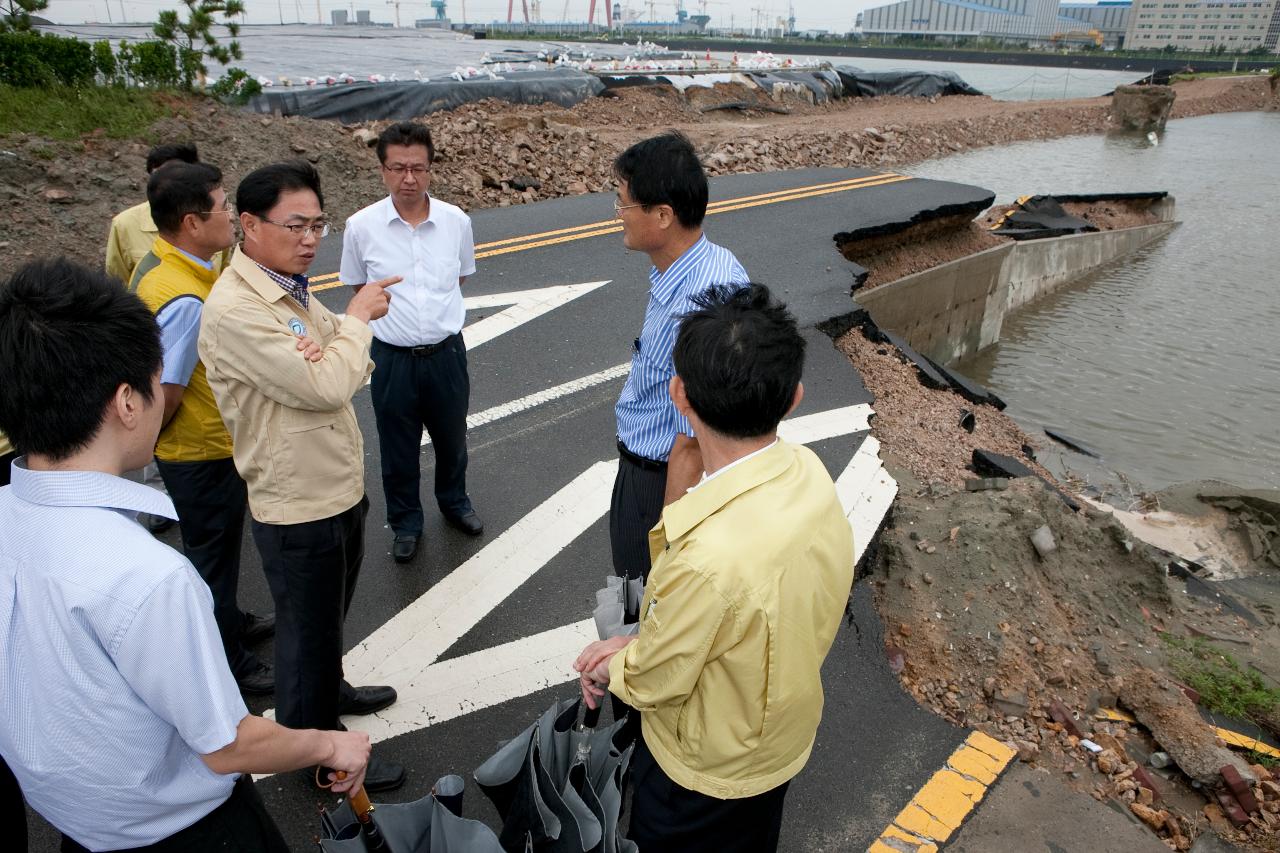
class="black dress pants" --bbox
[252,496,368,731]
[607,446,668,583]
[629,734,790,853]
[370,335,471,537]
[155,456,254,677]
[60,775,289,853]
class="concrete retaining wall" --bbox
[857,210,1179,365]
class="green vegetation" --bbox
[0,84,171,139]
[153,0,245,89]
[1162,634,1280,723]
[0,0,48,33]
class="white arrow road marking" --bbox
[462,281,612,350]
[259,404,890,756]
[421,362,631,447]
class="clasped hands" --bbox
[573,635,635,710]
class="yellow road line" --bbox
[307,172,915,293]
[1097,707,1280,760]
[869,731,1015,853]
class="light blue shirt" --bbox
[0,461,248,851]
[156,296,204,387]
[615,234,749,462]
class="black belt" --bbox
[376,334,456,357]
[617,440,667,472]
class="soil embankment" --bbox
[0,74,1275,280]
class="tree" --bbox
[0,0,49,32]
[153,0,245,89]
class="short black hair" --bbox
[0,259,161,461]
[148,162,223,235]
[236,161,324,219]
[145,142,199,174]
[673,283,805,440]
[377,122,434,164]
[613,131,708,229]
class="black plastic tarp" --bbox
[250,68,605,123]
[745,68,845,103]
[834,65,983,98]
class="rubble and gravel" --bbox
[1,74,1276,280]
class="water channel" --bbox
[905,110,1280,494]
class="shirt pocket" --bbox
[277,410,357,487]
[427,257,461,294]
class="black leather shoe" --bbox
[142,513,173,534]
[315,754,406,793]
[444,510,484,536]
[235,659,275,696]
[240,611,276,645]
[337,685,398,717]
[392,534,419,563]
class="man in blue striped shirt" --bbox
[610,132,749,586]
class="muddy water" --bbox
[905,111,1280,493]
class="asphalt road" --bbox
[26,167,997,851]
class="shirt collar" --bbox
[384,194,437,227]
[174,246,214,271]
[229,246,307,306]
[649,233,710,306]
[688,439,778,493]
[659,439,792,542]
[7,458,178,520]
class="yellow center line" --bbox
[307,172,915,293]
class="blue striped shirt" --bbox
[615,235,749,462]
[0,461,248,850]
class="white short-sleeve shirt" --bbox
[0,462,248,850]
[340,194,477,347]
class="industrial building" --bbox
[857,0,1133,47]
[1123,0,1280,51]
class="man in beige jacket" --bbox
[199,161,406,792]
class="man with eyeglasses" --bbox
[133,161,277,698]
[199,161,408,792]
[608,132,749,590]
[340,121,481,565]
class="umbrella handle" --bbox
[332,771,375,821]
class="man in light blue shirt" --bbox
[610,132,749,586]
[0,259,371,852]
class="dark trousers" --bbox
[629,734,790,853]
[608,446,668,583]
[370,335,471,537]
[60,775,288,853]
[252,496,368,731]
[0,454,26,852]
[155,456,254,677]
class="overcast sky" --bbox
[42,0,910,32]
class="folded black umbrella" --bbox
[474,697,637,853]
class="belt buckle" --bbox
[411,345,428,357]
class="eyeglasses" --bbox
[260,218,331,239]
[197,203,235,220]
[613,199,644,216]
[382,164,430,177]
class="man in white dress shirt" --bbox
[341,121,482,564]
[0,259,371,852]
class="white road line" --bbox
[342,460,618,684]
[833,436,900,564]
[349,620,598,745]
[778,404,872,444]
[421,362,631,447]
[462,281,611,350]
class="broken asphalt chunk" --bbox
[1043,427,1103,459]
[876,329,952,391]
[972,449,1036,479]
[925,357,1007,409]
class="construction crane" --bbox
[506,0,529,22]
[430,0,446,19]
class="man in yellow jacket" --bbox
[575,283,854,853]
[134,161,277,696]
